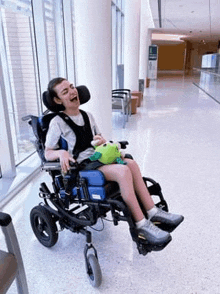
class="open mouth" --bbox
[70,96,78,102]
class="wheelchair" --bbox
[23,86,171,288]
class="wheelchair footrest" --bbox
[129,228,172,255]
[136,239,172,255]
[153,221,182,233]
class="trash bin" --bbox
[131,91,143,107]
[131,96,138,114]
[139,79,144,93]
[145,78,150,88]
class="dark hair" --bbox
[45,77,66,112]
[42,77,91,112]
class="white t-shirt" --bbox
[45,111,100,163]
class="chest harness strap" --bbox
[57,110,94,160]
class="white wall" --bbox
[139,0,155,80]
[74,0,112,140]
[124,0,141,91]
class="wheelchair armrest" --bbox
[42,162,62,171]
[42,161,78,171]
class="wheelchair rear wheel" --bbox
[86,254,102,287]
[30,205,58,247]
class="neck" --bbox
[64,108,80,116]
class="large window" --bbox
[44,0,58,79]
[0,0,76,176]
[44,0,67,80]
[0,1,40,165]
[111,0,124,89]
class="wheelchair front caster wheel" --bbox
[86,254,102,287]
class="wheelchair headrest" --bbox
[42,85,91,112]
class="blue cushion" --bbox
[79,170,106,186]
[71,170,106,201]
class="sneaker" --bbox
[149,208,184,232]
[137,219,172,245]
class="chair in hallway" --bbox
[112,89,131,128]
[0,212,28,294]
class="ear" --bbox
[54,97,62,105]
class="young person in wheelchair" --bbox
[44,77,184,248]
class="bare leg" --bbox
[98,162,175,245]
[123,159,155,211]
[98,164,145,222]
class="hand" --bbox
[58,150,75,173]
[93,135,106,146]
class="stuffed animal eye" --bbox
[103,143,107,147]
[109,140,113,143]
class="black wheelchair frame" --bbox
[23,112,170,288]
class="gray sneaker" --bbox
[149,208,184,232]
[137,219,172,245]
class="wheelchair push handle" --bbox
[22,114,33,121]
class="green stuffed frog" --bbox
[89,141,126,165]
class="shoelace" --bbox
[154,209,175,220]
[144,219,161,234]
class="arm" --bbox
[45,148,75,174]
[45,116,76,173]
[88,112,106,146]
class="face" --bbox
[54,80,80,110]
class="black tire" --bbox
[30,205,58,247]
[87,254,102,287]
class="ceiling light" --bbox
[152,33,186,41]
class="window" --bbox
[0,0,76,184]
[44,0,59,79]
[0,1,40,165]
[111,0,124,89]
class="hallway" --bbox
[2,73,220,293]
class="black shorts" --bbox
[79,158,104,171]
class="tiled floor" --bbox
[2,71,220,294]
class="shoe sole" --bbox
[130,228,172,249]
[137,235,172,254]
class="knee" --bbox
[116,164,132,180]
[125,158,139,171]
[99,164,132,182]
[120,164,131,175]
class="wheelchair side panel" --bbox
[87,186,106,201]
[72,170,107,201]
[79,170,106,186]
[72,186,106,201]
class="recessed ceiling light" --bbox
[151,34,186,41]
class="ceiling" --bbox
[149,0,220,43]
